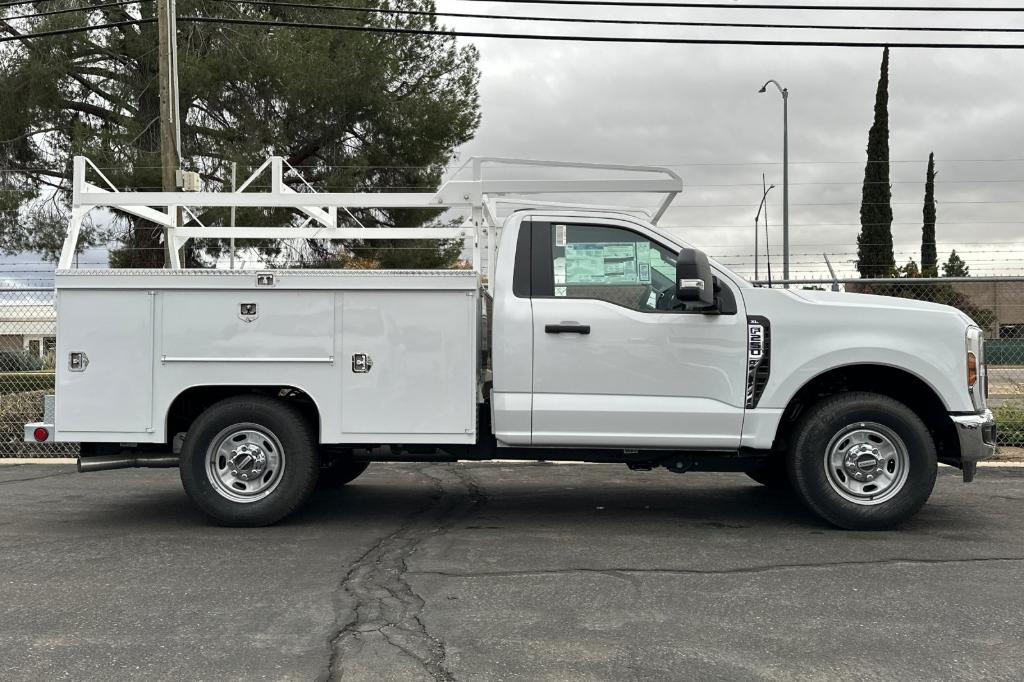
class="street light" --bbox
[754,179,775,282]
[759,79,789,286]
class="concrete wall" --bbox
[949,281,1024,335]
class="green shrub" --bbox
[0,351,43,372]
[993,402,1024,448]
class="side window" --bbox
[549,223,679,312]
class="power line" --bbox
[454,0,1024,12]
[171,16,1024,49]
[0,0,53,7]
[208,0,1024,34]
[8,158,1024,170]
[0,18,154,43]
[4,0,152,21]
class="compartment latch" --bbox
[351,353,373,373]
[68,352,89,372]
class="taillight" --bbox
[33,427,49,442]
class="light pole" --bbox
[754,178,775,282]
[759,79,789,285]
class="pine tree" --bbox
[899,259,920,278]
[856,48,896,279]
[942,250,970,277]
[0,1,481,267]
[921,153,938,277]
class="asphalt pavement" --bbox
[1,462,1022,681]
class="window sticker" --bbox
[553,258,566,285]
[555,224,567,247]
[636,242,652,283]
[564,242,644,285]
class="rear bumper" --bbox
[951,410,996,482]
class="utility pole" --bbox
[157,0,181,266]
[230,162,237,269]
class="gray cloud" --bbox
[440,0,1024,278]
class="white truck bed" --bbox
[54,269,480,445]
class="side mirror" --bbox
[676,248,715,308]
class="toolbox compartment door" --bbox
[341,290,475,437]
[56,290,154,433]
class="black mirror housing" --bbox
[675,248,715,308]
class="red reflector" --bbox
[33,427,49,442]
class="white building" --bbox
[0,297,56,358]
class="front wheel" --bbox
[788,392,937,530]
[179,396,319,526]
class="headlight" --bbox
[966,326,987,411]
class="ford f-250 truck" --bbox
[26,156,996,529]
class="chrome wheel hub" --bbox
[824,422,910,506]
[229,443,267,481]
[205,425,285,503]
[844,443,884,482]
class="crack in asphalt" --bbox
[0,470,77,486]
[320,464,485,682]
[405,556,1024,580]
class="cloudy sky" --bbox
[437,0,1024,279]
[4,1,1023,286]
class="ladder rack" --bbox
[61,155,683,290]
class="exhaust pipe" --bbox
[77,454,180,472]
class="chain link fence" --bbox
[0,288,77,458]
[1,277,1022,456]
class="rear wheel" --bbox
[788,392,937,530]
[179,396,318,526]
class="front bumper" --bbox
[951,409,997,482]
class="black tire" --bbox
[317,458,370,489]
[788,391,937,530]
[179,395,318,527]
[745,463,791,490]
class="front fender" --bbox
[743,287,973,414]
[761,348,970,412]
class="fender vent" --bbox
[746,316,771,409]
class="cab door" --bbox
[529,219,747,449]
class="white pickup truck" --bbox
[27,157,995,529]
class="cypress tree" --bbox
[921,153,938,277]
[856,48,896,279]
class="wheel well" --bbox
[774,365,961,467]
[166,386,321,444]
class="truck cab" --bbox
[27,156,996,529]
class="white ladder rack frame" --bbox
[61,155,683,289]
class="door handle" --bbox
[545,323,591,335]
